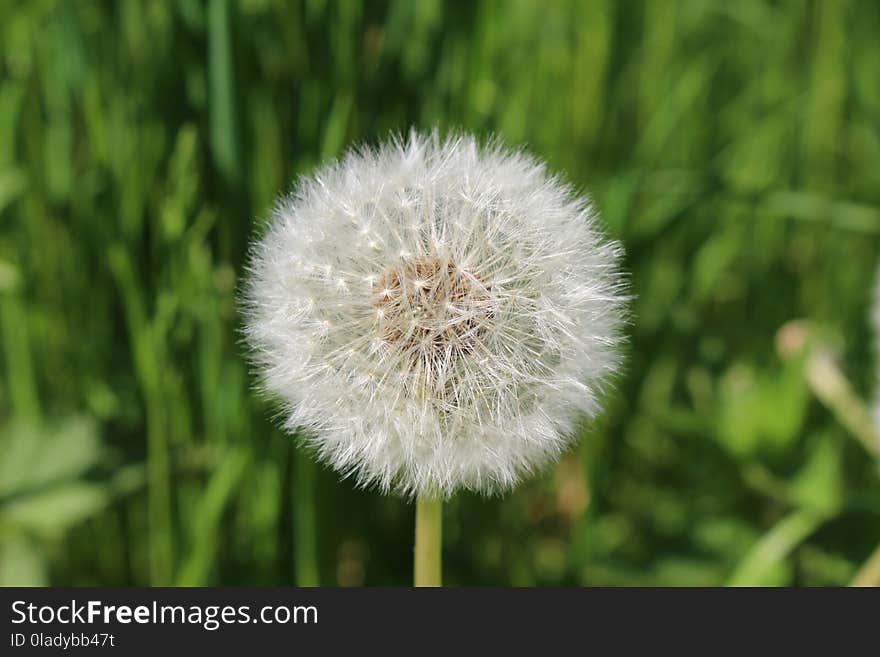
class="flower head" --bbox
[243,132,628,497]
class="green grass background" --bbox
[1,0,879,586]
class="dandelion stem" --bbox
[414,494,442,587]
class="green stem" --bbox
[414,494,442,587]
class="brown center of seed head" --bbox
[373,256,494,357]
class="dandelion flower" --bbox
[243,132,628,499]
[873,269,880,430]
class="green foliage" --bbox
[1,0,878,586]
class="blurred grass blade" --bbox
[177,447,250,586]
[294,449,319,586]
[727,509,827,586]
[0,536,47,586]
[320,92,353,161]
[0,295,39,419]
[108,245,174,585]
[208,0,240,186]
[851,544,880,587]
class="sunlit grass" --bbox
[0,0,878,586]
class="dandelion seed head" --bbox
[243,132,628,497]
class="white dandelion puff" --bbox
[243,132,628,497]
